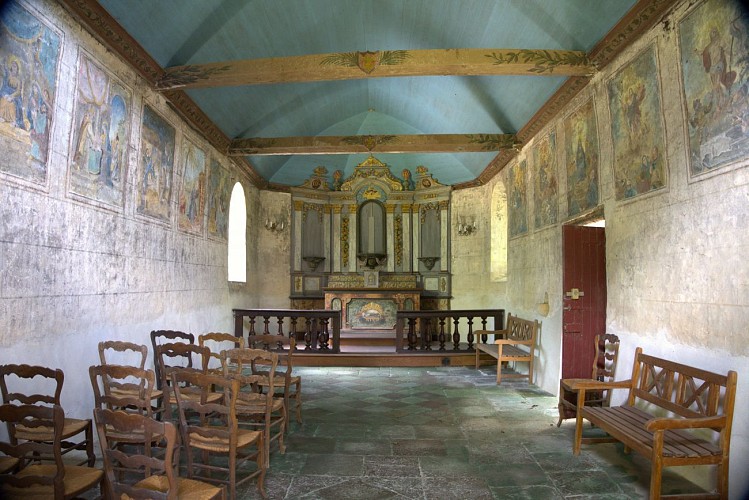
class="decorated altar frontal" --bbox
[324,287,421,330]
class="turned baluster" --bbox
[436,317,446,351]
[290,317,298,346]
[276,316,285,338]
[262,315,271,335]
[459,317,474,350]
[452,317,461,350]
[304,317,313,350]
[407,317,417,350]
[319,318,330,350]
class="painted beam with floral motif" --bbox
[157,48,594,90]
[228,134,519,156]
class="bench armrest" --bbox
[475,329,508,338]
[645,415,727,431]
[563,379,631,391]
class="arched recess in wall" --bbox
[227,182,247,282]
[491,182,508,282]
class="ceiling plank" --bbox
[229,134,519,156]
[157,49,594,90]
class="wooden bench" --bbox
[569,347,737,499]
[474,314,539,384]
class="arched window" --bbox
[227,182,246,282]
[491,182,508,282]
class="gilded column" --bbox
[349,204,358,272]
[386,204,396,272]
[439,200,449,272]
[293,200,304,272]
[402,204,412,272]
[412,203,420,271]
[323,205,332,272]
[332,205,342,272]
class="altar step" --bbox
[294,329,484,367]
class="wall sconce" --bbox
[457,218,478,236]
[264,216,286,232]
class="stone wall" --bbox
[0,0,257,424]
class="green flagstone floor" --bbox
[236,366,707,499]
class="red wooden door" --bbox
[562,225,606,379]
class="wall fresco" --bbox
[679,0,749,178]
[508,159,528,238]
[68,53,131,207]
[136,104,175,222]
[563,98,600,216]
[608,44,667,199]
[177,138,206,234]
[206,158,230,240]
[532,131,558,229]
[0,0,61,184]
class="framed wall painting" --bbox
[508,159,528,238]
[136,104,175,222]
[0,0,62,186]
[206,158,231,240]
[563,97,600,217]
[607,44,667,200]
[678,0,749,179]
[68,51,131,208]
[532,131,559,230]
[177,137,206,234]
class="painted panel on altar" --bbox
[347,299,398,329]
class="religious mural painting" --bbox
[532,131,558,229]
[68,52,131,207]
[0,0,61,185]
[508,159,528,238]
[563,98,600,216]
[137,104,175,222]
[678,0,749,178]
[608,44,667,200]
[206,158,231,240]
[177,138,206,234]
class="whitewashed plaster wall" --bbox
[450,1,748,495]
[254,190,292,308]
[0,0,257,429]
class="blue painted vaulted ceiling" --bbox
[94,0,638,188]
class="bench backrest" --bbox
[627,347,737,425]
[505,314,539,343]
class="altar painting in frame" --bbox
[678,0,749,178]
[508,159,528,238]
[608,44,667,200]
[532,131,558,229]
[563,98,600,216]
[137,104,175,222]
[177,138,206,234]
[348,299,398,330]
[0,0,61,184]
[207,158,231,240]
[69,52,131,207]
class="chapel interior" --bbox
[0,0,748,498]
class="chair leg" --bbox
[294,380,302,424]
[496,357,502,384]
[85,420,96,466]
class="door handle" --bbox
[563,306,572,311]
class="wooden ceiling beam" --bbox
[157,48,594,90]
[228,134,519,156]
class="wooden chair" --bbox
[154,343,218,419]
[172,371,265,500]
[248,334,302,425]
[93,407,225,499]
[0,364,95,467]
[150,330,195,391]
[98,341,164,415]
[222,348,286,468]
[557,333,620,426]
[0,403,103,499]
[198,333,245,376]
